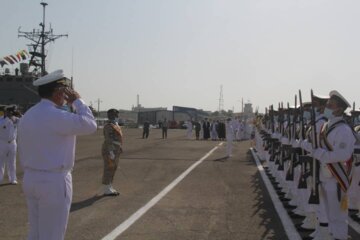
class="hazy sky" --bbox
[1,0,360,112]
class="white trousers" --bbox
[236,130,243,140]
[348,165,360,210]
[22,170,72,240]
[322,180,348,240]
[315,183,329,223]
[186,130,192,139]
[0,141,17,183]
[226,138,233,156]
[211,130,218,140]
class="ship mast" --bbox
[18,2,68,76]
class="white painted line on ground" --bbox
[250,147,302,240]
[101,142,223,240]
[349,216,360,234]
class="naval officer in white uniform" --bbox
[18,70,97,240]
[0,106,20,184]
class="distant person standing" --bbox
[18,70,97,240]
[185,119,193,139]
[162,118,168,139]
[225,118,234,157]
[217,120,226,141]
[231,118,239,141]
[210,120,218,141]
[203,118,210,140]
[237,121,245,141]
[194,121,201,140]
[0,106,21,185]
[143,119,150,139]
[102,109,123,196]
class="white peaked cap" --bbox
[313,93,329,100]
[329,90,351,108]
[33,69,69,86]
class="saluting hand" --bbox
[64,88,81,104]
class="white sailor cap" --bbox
[33,69,71,87]
[302,101,312,107]
[329,90,351,109]
[313,94,329,100]
[312,93,329,105]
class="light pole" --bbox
[94,98,102,128]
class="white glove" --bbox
[300,139,313,154]
[312,148,324,161]
[109,151,115,160]
[291,139,300,148]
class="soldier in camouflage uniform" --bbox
[102,109,123,196]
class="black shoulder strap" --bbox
[325,120,347,137]
[315,116,328,124]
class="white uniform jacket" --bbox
[18,99,97,172]
[0,117,17,143]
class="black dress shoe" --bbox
[289,212,305,219]
[104,192,119,196]
[296,224,314,232]
[350,214,360,222]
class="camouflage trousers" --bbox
[101,146,121,185]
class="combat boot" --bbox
[103,184,118,196]
[110,184,120,195]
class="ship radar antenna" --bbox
[18,2,68,76]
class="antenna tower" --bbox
[218,85,224,112]
[18,2,68,76]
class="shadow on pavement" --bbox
[123,157,194,162]
[249,155,289,240]
[213,156,229,162]
[0,183,15,188]
[71,195,107,212]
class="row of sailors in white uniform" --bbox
[254,115,359,240]
[185,119,246,140]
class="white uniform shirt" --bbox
[211,122,217,132]
[313,117,355,164]
[230,120,238,131]
[226,122,234,140]
[18,99,97,172]
[186,121,192,130]
[0,117,17,143]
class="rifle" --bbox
[308,89,320,204]
[298,90,308,189]
[353,102,355,127]
[270,105,275,134]
[284,102,293,159]
[351,102,360,128]
[265,107,268,130]
[273,104,280,165]
[276,103,284,169]
[287,102,292,140]
[280,102,284,136]
[268,105,276,162]
[286,96,297,181]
